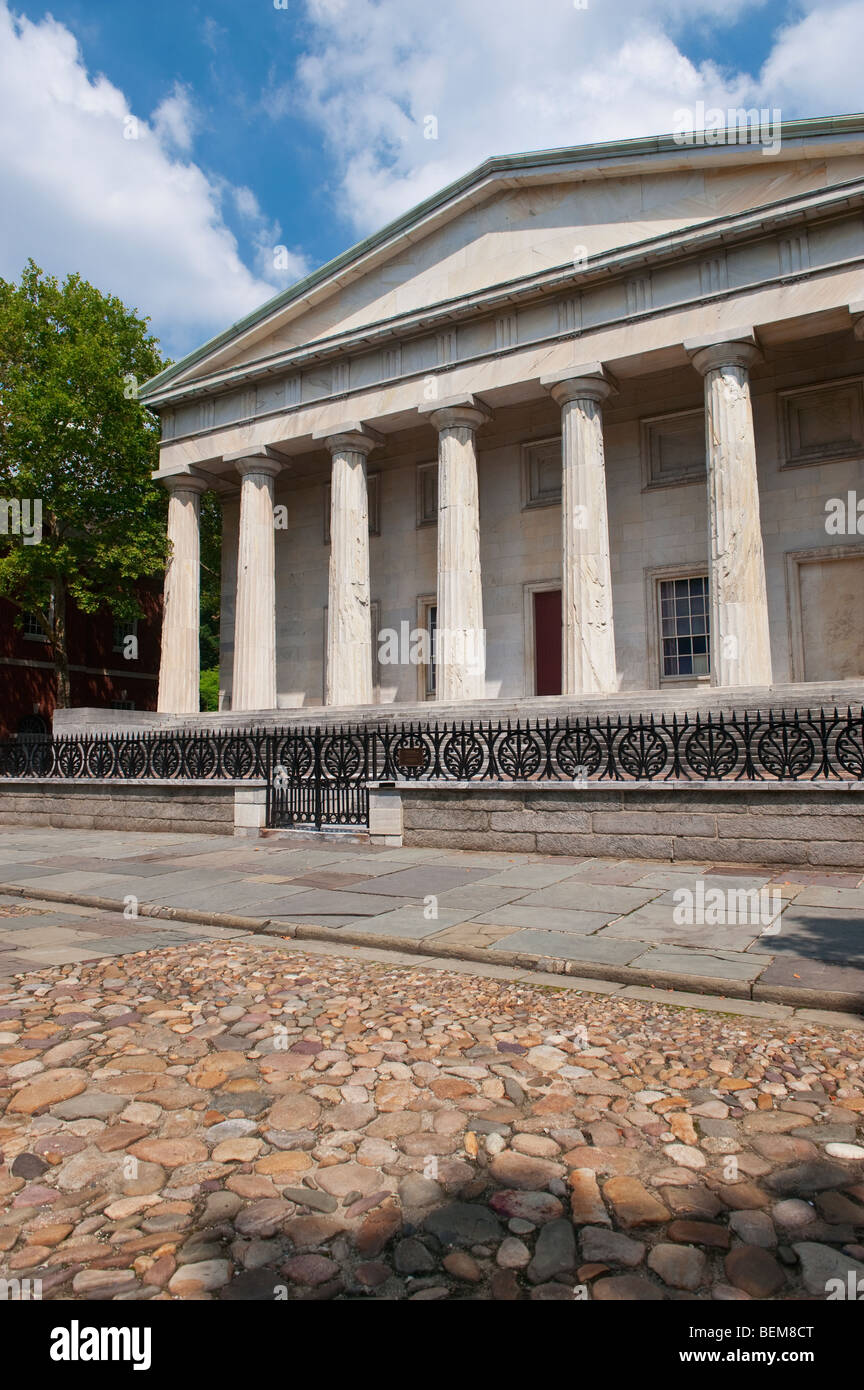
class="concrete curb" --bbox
[1,880,862,1018]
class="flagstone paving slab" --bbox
[138,882,310,915]
[346,866,494,897]
[0,828,862,1011]
[790,886,864,910]
[264,889,415,919]
[516,883,658,914]
[755,956,864,995]
[598,919,759,951]
[429,885,526,914]
[751,907,864,964]
[767,869,864,888]
[342,907,475,938]
[480,864,591,889]
[1,937,862,1302]
[469,906,617,935]
[559,860,672,886]
[642,947,774,982]
[426,922,521,950]
[502,930,647,965]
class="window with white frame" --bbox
[23,612,47,641]
[658,576,710,677]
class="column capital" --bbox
[224,446,286,479]
[313,423,384,457]
[419,393,491,433]
[684,328,762,375]
[541,362,618,406]
[158,472,209,496]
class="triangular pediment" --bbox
[142,119,864,403]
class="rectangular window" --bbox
[418,597,437,697]
[659,576,710,677]
[112,617,138,652]
[416,463,438,527]
[23,612,47,641]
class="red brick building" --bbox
[0,591,161,739]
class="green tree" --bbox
[0,260,168,707]
[199,490,222,675]
[199,667,220,712]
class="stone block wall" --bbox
[0,780,236,836]
[400,783,864,867]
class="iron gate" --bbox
[267,728,369,830]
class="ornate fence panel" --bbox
[366,707,864,785]
[0,730,271,782]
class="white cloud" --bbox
[152,83,196,153]
[758,0,864,114]
[2,0,858,363]
[0,4,306,357]
[290,0,860,234]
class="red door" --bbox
[534,589,562,696]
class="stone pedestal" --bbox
[687,336,773,688]
[232,457,281,711]
[317,426,382,706]
[543,366,618,696]
[157,475,207,714]
[421,396,490,702]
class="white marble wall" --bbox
[217,337,864,707]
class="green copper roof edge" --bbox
[141,114,864,400]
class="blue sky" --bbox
[1,1,860,361]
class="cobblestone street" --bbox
[1,936,862,1302]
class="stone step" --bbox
[53,678,864,738]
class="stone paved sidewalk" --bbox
[0,828,862,1012]
[1,938,862,1302]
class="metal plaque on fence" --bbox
[396,746,426,770]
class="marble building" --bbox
[141,116,864,719]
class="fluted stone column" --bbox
[542,365,618,696]
[317,425,382,707]
[420,396,490,702]
[232,455,281,711]
[686,334,772,687]
[157,475,207,714]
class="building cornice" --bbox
[141,116,864,403]
[144,176,864,412]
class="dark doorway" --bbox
[533,589,562,696]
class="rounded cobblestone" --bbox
[0,939,862,1300]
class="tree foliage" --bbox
[199,490,222,675]
[0,260,169,705]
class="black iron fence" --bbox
[0,729,273,782]
[1,707,863,830]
